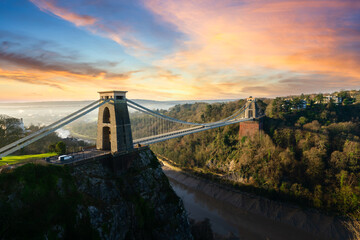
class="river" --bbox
[162,163,349,240]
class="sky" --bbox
[0,0,360,101]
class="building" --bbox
[323,95,342,104]
[0,115,25,135]
[290,100,307,110]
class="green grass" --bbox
[0,152,57,166]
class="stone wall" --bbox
[239,120,262,137]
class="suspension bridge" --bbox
[0,91,263,160]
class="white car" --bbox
[58,155,73,161]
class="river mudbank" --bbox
[160,160,351,240]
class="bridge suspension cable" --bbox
[0,96,260,159]
[126,98,249,127]
[202,104,247,126]
[132,116,255,146]
[0,100,100,154]
[128,99,257,146]
[0,99,110,158]
[127,100,205,126]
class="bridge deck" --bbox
[133,118,256,146]
[48,149,110,165]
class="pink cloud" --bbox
[30,0,97,26]
[144,0,360,96]
[30,0,146,50]
[20,0,360,99]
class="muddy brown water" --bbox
[162,165,350,240]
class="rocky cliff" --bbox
[0,148,193,240]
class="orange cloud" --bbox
[144,0,360,97]
[0,64,134,91]
[0,67,64,89]
[0,66,135,101]
[5,0,359,101]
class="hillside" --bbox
[148,93,360,217]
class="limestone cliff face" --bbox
[0,148,193,240]
[71,148,192,239]
[70,148,193,240]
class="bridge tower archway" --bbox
[102,126,111,150]
[103,107,110,123]
[96,91,133,153]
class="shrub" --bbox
[55,141,66,155]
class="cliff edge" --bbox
[0,148,193,240]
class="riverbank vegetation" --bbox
[345,211,360,240]
[147,91,360,217]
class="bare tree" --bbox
[345,211,360,240]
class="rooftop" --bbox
[98,90,128,94]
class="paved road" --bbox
[48,149,110,164]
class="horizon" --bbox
[1,0,360,101]
[0,98,237,104]
[0,1,359,237]
[0,88,357,104]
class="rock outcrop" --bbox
[0,147,193,240]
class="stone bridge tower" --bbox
[244,96,258,118]
[97,91,133,153]
[239,96,263,137]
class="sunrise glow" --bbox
[0,0,359,101]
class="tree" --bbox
[303,120,321,132]
[291,97,302,110]
[303,147,325,182]
[338,90,350,100]
[336,171,359,214]
[0,115,24,148]
[313,185,323,208]
[49,144,56,153]
[55,141,66,155]
[344,210,360,240]
[330,151,347,170]
[297,116,308,126]
[273,129,295,148]
[315,94,324,104]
